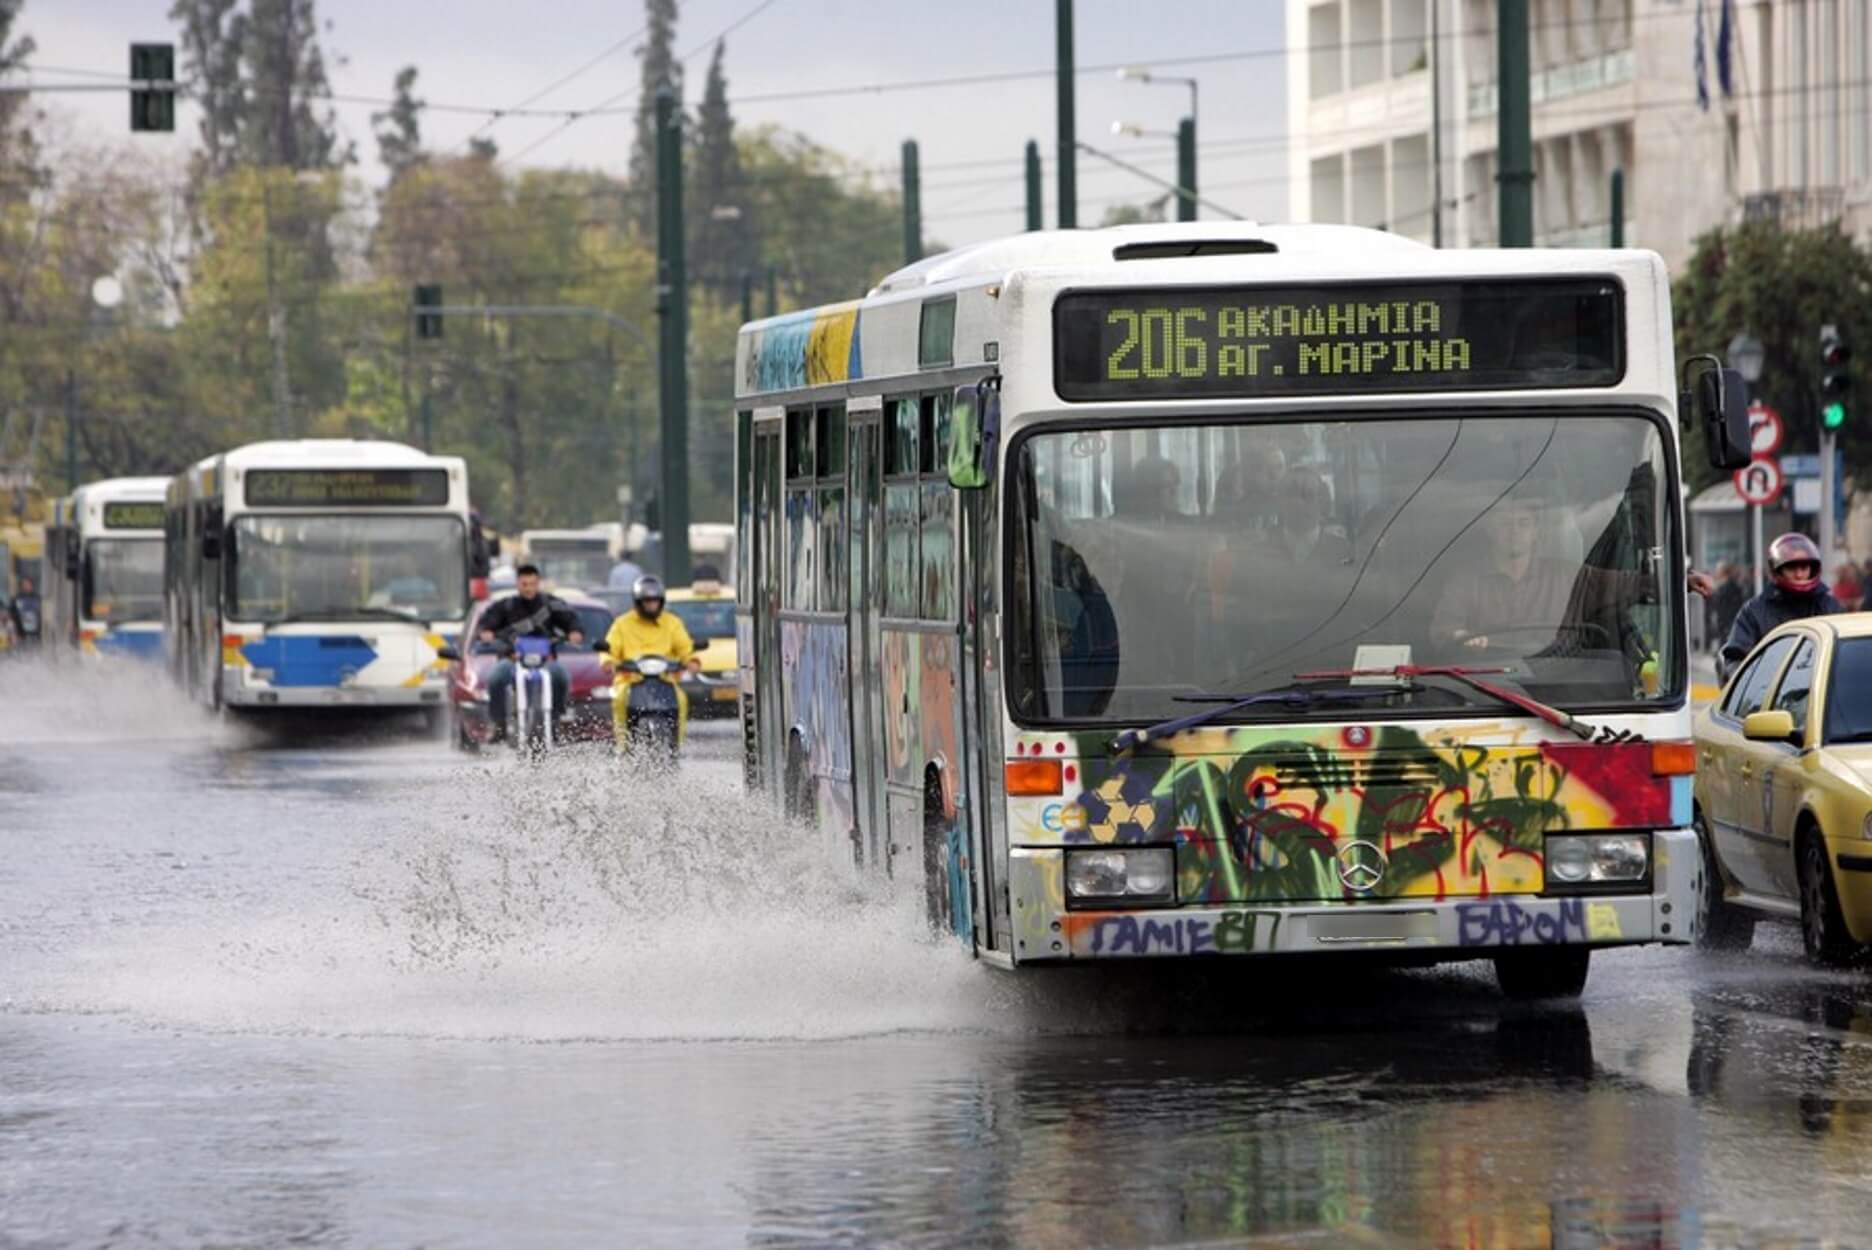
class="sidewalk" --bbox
[1691,650,1722,705]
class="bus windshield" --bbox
[528,541,612,590]
[228,515,467,623]
[1010,413,1679,722]
[85,538,163,622]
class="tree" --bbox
[689,40,759,299]
[1674,222,1872,487]
[239,0,348,169]
[468,135,498,162]
[169,0,247,179]
[1100,198,1168,227]
[0,0,40,196]
[628,0,680,235]
[373,65,425,183]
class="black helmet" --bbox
[632,574,666,618]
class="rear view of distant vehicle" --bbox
[517,524,627,592]
[42,477,168,661]
[165,440,472,721]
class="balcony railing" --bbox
[1467,48,1634,119]
[1740,188,1847,230]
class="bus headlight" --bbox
[1066,847,1175,906]
[1544,834,1649,890]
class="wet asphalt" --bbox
[2,661,1871,1250]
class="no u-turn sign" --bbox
[1735,457,1783,506]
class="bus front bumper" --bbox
[1007,827,1697,962]
[221,671,448,709]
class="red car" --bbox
[445,590,618,751]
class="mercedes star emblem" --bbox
[1336,840,1388,893]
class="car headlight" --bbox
[1065,847,1175,906]
[591,684,615,700]
[1544,834,1650,890]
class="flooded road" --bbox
[5,665,1872,1249]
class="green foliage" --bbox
[690,40,759,299]
[373,66,425,183]
[1673,222,1872,488]
[629,0,681,235]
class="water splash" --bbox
[0,654,248,748]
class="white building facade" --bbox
[1286,0,1872,270]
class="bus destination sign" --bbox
[101,501,165,530]
[245,468,449,507]
[1054,278,1623,401]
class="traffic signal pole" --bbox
[1497,0,1534,246]
[1056,0,1077,228]
[655,84,691,586]
[1821,324,1852,575]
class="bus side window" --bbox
[785,407,816,611]
[815,405,846,613]
[918,391,954,622]
[884,397,920,619]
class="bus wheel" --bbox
[1493,947,1590,1000]
[921,769,954,936]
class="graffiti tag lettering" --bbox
[1455,899,1587,947]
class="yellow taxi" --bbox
[663,583,739,718]
[1693,613,1872,964]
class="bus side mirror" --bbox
[201,529,221,560]
[1683,355,1752,471]
[947,381,1000,490]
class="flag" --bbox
[1717,0,1736,97]
[1694,0,1711,112]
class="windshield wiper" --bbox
[267,606,430,628]
[1114,682,1408,753]
[1296,664,1597,741]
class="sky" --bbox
[16,0,1291,244]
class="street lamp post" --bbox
[1117,66,1198,221]
[1728,332,1767,593]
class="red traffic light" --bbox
[1822,330,1851,368]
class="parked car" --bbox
[444,589,618,751]
[1693,614,1872,963]
[591,584,740,718]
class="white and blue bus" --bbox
[43,476,169,660]
[165,440,473,715]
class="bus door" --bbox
[956,479,996,952]
[845,399,886,866]
[750,414,785,795]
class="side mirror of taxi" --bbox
[1743,708,1798,743]
[592,639,609,654]
[692,638,711,654]
[435,645,461,662]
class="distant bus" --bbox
[516,524,627,591]
[735,220,1715,997]
[43,476,168,659]
[165,440,472,715]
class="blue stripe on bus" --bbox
[239,635,379,687]
[96,630,165,661]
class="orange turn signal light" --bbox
[1651,740,1696,776]
[221,633,245,649]
[1005,758,1063,796]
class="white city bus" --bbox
[43,476,168,660]
[518,524,627,591]
[734,221,1751,997]
[165,440,473,716]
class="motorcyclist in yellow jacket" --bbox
[601,574,700,749]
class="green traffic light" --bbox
[1824,401,1847,429]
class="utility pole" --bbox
[654,84,691,587]
[765,266,778,318]
[64,368,77,492]
[1609,169,1625,246]
[1025,140,1043,231]
[1496,0,1534,246]
[1430,0,1444,246]
[901,139,923,265]
[1056,0,1077,228]
[264,183,291,436]
[1175,117,1197,221]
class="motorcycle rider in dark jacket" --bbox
[1720,533,1845,678]
[476,564,584,740]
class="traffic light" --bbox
[1822,324,1851,429]
[413,284,443,339]
[129,43,176,133]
